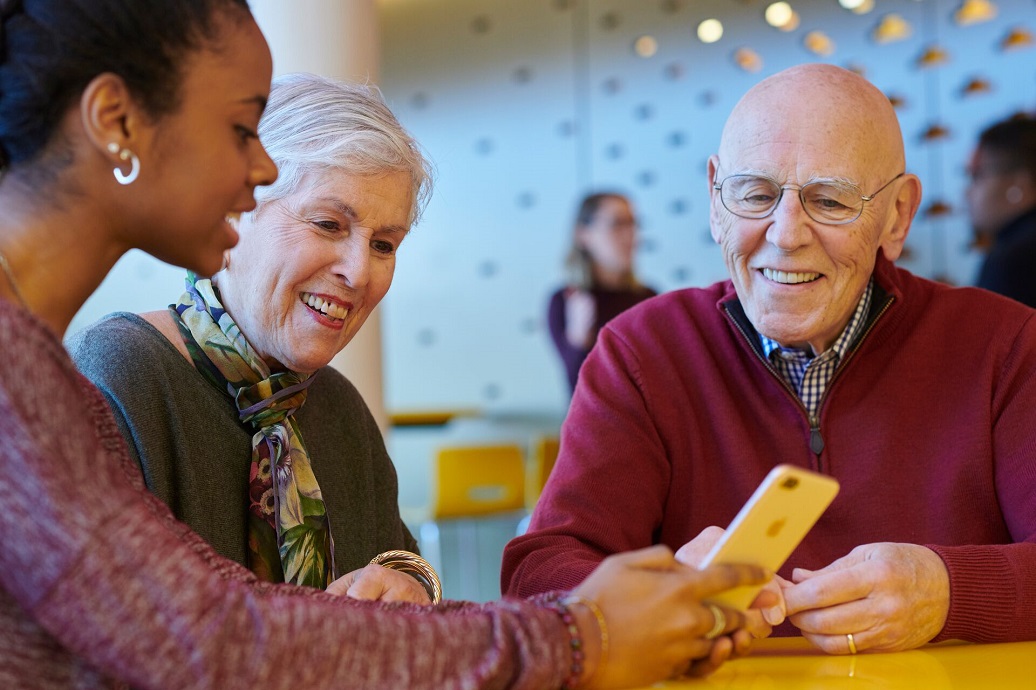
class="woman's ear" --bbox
[79,72,139,155]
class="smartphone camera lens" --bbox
[781,477,800,489]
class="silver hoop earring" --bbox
[107,142,140,186]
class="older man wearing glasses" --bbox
[503,63,1036,655]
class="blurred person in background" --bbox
[968,112,1036,308]
[549,192,657,393]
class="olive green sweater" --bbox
[68,312,417,577]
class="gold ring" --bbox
[846,632,858,655]
[369,550,442,604]
[704,603,727,640]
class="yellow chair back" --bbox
[433,444,526,519]
[526,435,560,508]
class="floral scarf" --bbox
[172,273,334,587]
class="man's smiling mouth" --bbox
[762,268,821,284]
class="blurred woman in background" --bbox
[549,193,657,393]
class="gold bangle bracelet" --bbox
[369,550,443,604]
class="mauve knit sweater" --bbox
[0,301,568,689]
[504,254,1036,644]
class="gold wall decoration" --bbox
[873,13,912,43]
[960,77,992,96]
[734,47,763,72]
[953,0,997,26]
[804,31,835,56]
[917,44,950,67]
[1001,26,1034,51]
[921,123,951,141]
[924,200,953,217]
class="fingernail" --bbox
[763,606,785,626]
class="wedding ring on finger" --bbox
[846,633,858,655]
[704,603,727,640]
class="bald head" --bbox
[718,64,905,179]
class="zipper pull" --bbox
[809,416,825,455]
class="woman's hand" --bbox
[564,289,596,349]
[570,545,770,689]
[675,526,788,633]
[326,564,433,605]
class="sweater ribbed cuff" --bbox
[926,543,1016,643]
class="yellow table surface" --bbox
[641,637,1036,689]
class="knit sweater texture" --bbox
[504,255,1036,644]
[0,300,568,689]
[67,312,417,578]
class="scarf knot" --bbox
[173,273,334,588]
[236,372,313,428]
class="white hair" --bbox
[254,72,433,227]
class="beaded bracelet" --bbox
[549,595,609,689]
[550,598,585,689]
[563,595,609,678]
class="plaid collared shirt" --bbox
[760,280,874,417]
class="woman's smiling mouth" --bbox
[300,292,349,321]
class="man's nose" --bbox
[765,188,814,250]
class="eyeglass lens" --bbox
[721,176,864,224]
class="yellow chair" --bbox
[517,435,560,536]
[418,443,526,600]
[433,444,526,518]
[526,435,560,509]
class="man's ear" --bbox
[879,173,922,262]
[707,154,724,245]
[79,72,141,156]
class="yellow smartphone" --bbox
[699,464,840,610]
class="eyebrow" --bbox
[734,170,860,187]
[320,197,409,235]
[240,94,268,114]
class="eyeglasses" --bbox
[713,172,905,225]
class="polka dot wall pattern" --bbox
[380,0,1036,416]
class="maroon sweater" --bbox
[0,301,568,689]
[504,255,1036,644]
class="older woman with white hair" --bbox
[69,72,436,603]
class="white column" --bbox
[250,0,389,435]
